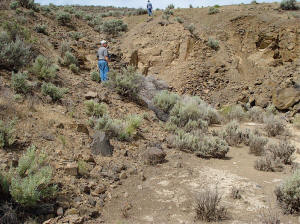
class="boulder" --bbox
[85,91,98,100]
[143,147,166,165]
[90,131,113,156]
[272,87,300,110]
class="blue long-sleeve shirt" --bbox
[147,3,152,9]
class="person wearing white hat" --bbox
[97,40,109,82]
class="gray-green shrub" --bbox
[280,0,298,10]
[90,70,100,82]
[63,51,77,66]
[11,72,30,94]
[248,132,268,156]
[220,120,244,146]
[69,31,83,40]
[56,11,71,25]
[69,63,79,74]
[106,67,143,99]
[248,106,265,123]
[60,40,71,56]
[275,169,300,214]
[221,104,245,121]
[153,90,180,113]
[34,24,47,35]
[41,82,67,101]
[30,55,57,80]
[0,119,16,149]
[175,17,184,24]
[266,140,295,165]
[100,19,128,36]
[10,1,19,9]
[207,38,220,50]
[2,145,56,207]
[255,153,284,172]
[85,100,107,117]
[263,115,285,137]
[17,0,35,9]
[208,7,220,14]
[187,23,195,34]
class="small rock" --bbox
[119,171,127,179]
[124,192,129,198]
[57,207,63,216]
[65,163,78,176]
[85,91,98,99]
[143,147,166,165]
[91,131,113,156]
[40,132,55,141]
[92,184,106,196]
[137,185,143,190]
[77,124,89,135]
[81,185,90,194]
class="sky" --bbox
[35,0,281,8]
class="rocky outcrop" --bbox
[272,87,300,110]
[90,131,113,156]
[142,147,166,165]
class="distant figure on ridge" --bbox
[97,40,109,82]
[147,0,153,16]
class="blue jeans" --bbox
[147,8,152,16]
[98,60,109,82]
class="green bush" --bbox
[59,40,71,56]
[280,0,298,10]
[85,100,107,117]
[30,55,57,80]
[220,120,244,146]
[95,114,142,141]
[106,67,143,99]
[63,51,77,66]
[68,31,83,40]
[248,106,265,123]
[187,23,195,34]
[41,82,67,101]
[248,132,268,156]
[69,63,79,74]
[3,20,31,41]
[34,24,47,35]
[77,160,90,176]
[10,1,19,9]
[207,38,220,50]
[266,140,296,165]
[100,19,128,36]
[74,10,84,19]
[90,70,100,82]
[175,17,184,24]
[167,4,175,9]
[220,104,245,121]
[56,11,71,25]
[255,153,283,172]
[0,119,16,149]
[208,7,220,14]
[275,170,300,214]
[153,90,180,113]
[263,115,285,137]
[11,72,30,94]
[17,0,35,9]
[2,145,56,207]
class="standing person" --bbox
[97,40,109,82]
[147,0,153,16]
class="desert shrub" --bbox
[153,90,180,113]
[263,115,285,137]
[175,16,184,23]
[0,119,16,149]
[34,24,47,35]
[30,55,57,80]
[10,1,19,9]
[85,100,107,117]
[91,70,100,82]
[251,0,258,3]
[74,10,83,19]
[220,120,244,146]
[0,203,19,224]
[17,0,35,9]
[170,131,229,158]
[266,140,295,165]
[195,187,227,222]
[100,19,128,36]
[280,0,298,10]
[106,67,143,99]
[135,8,148,15]
[255,153,284,172]
[11,72,30,94]
[83,14,93,21]
[2,20,30,41]
[88,16,103,27]
[221,104,245,121]
[275,169,300,214]
[248,106,265,123]
[69,31,83,40]
[189,4,193,8]
[231,187,242,199]
[59,40,71,56]
[69,64,79,73]
[77,160,89,176]
[294,114,300,129]
[167,4,175,9]
[207,38,220,50]
[95,114,142,141]
[0,32,32,70]
[63,51,77,66]
[56,11,71,25]
[248,132,268,156]
[258,208,280,224]
[3,145,56,207]
[208,7,220,14]
[41,82,67,101]
[187,23,195,34]
[164,8,174,16]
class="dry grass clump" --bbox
[255,153,284,172]
[275,169,300,214]
[85,100,107,118]
[0,203,19,224]
[0,146,56,207]
[258,207,281,224]
[195,187,227,222]
[0,119,16,149]
[95,114,142,141]
[153,90,180,114]
[263,115,285,137]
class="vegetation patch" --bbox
[41,82,67,101]
[100,19,128,36]
[263,115,285,137]
[0,119,16,149]
[280,0,298,10]
[85,100,107,118]
[30,55,57,80]
[11,72,30,94]
[153,90,180,114]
